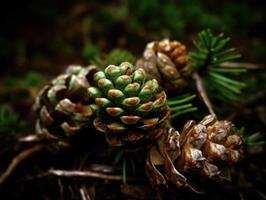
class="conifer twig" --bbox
[190,29,246,103]
[192,72,216,116]
[0,144,44,184]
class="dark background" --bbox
[0,0,265,77]
[0,0,265,199]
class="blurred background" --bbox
[0,0,265,138]
[0,0,265,77]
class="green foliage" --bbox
[189,29,246,103]
[245,132,265,146]
[113,149,139,184]
[105,49,136,66]
[93,49,136,69]
[5,71,44,89]
[21,71,45,88]
[167,94,198,119]
[82,44,101,61]
[189,29,241,69]
[234,127,265,147]
[0,105,27,134]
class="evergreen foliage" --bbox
[189,29,246,102]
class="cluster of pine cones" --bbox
[34,39,243,190]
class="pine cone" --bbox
[33,65,98,148]
[88,62,170,150]
[146,115,242,191]
[177,115,242,177]
[146,128,188,189]
[136,39,192,93]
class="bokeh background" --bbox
[0,0,265,77]
[1,0,265,133]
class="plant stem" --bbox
[0,144,44,184]
[192,72,216,116]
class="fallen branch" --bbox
[192,72,216,116]
[49,169,144,182]
[0,144,44,184]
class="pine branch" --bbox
[189,29,246,103]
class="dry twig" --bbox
[0,144,44,184]
[49,169,144,182]
[192,72,216,116]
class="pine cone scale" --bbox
[177,115,242,176]
[136,39,192,93]
[88,62,170,150]
[34,65,98,148]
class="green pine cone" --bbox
[33,65,98,149]
[88,62,170,150]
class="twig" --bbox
[58,178,64,200]
[49,169,144,182]
[220,62,263,69]
[192,72,216,116]
[0,144,44,184]
[19,134,41,142]
[80,187,93,200]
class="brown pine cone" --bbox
[136,39,192,94]
[177,115,243,177]
[145,115,243,191]
[33,65,98,149]
[146,127,188,189]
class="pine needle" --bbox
[189,29,246,103]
